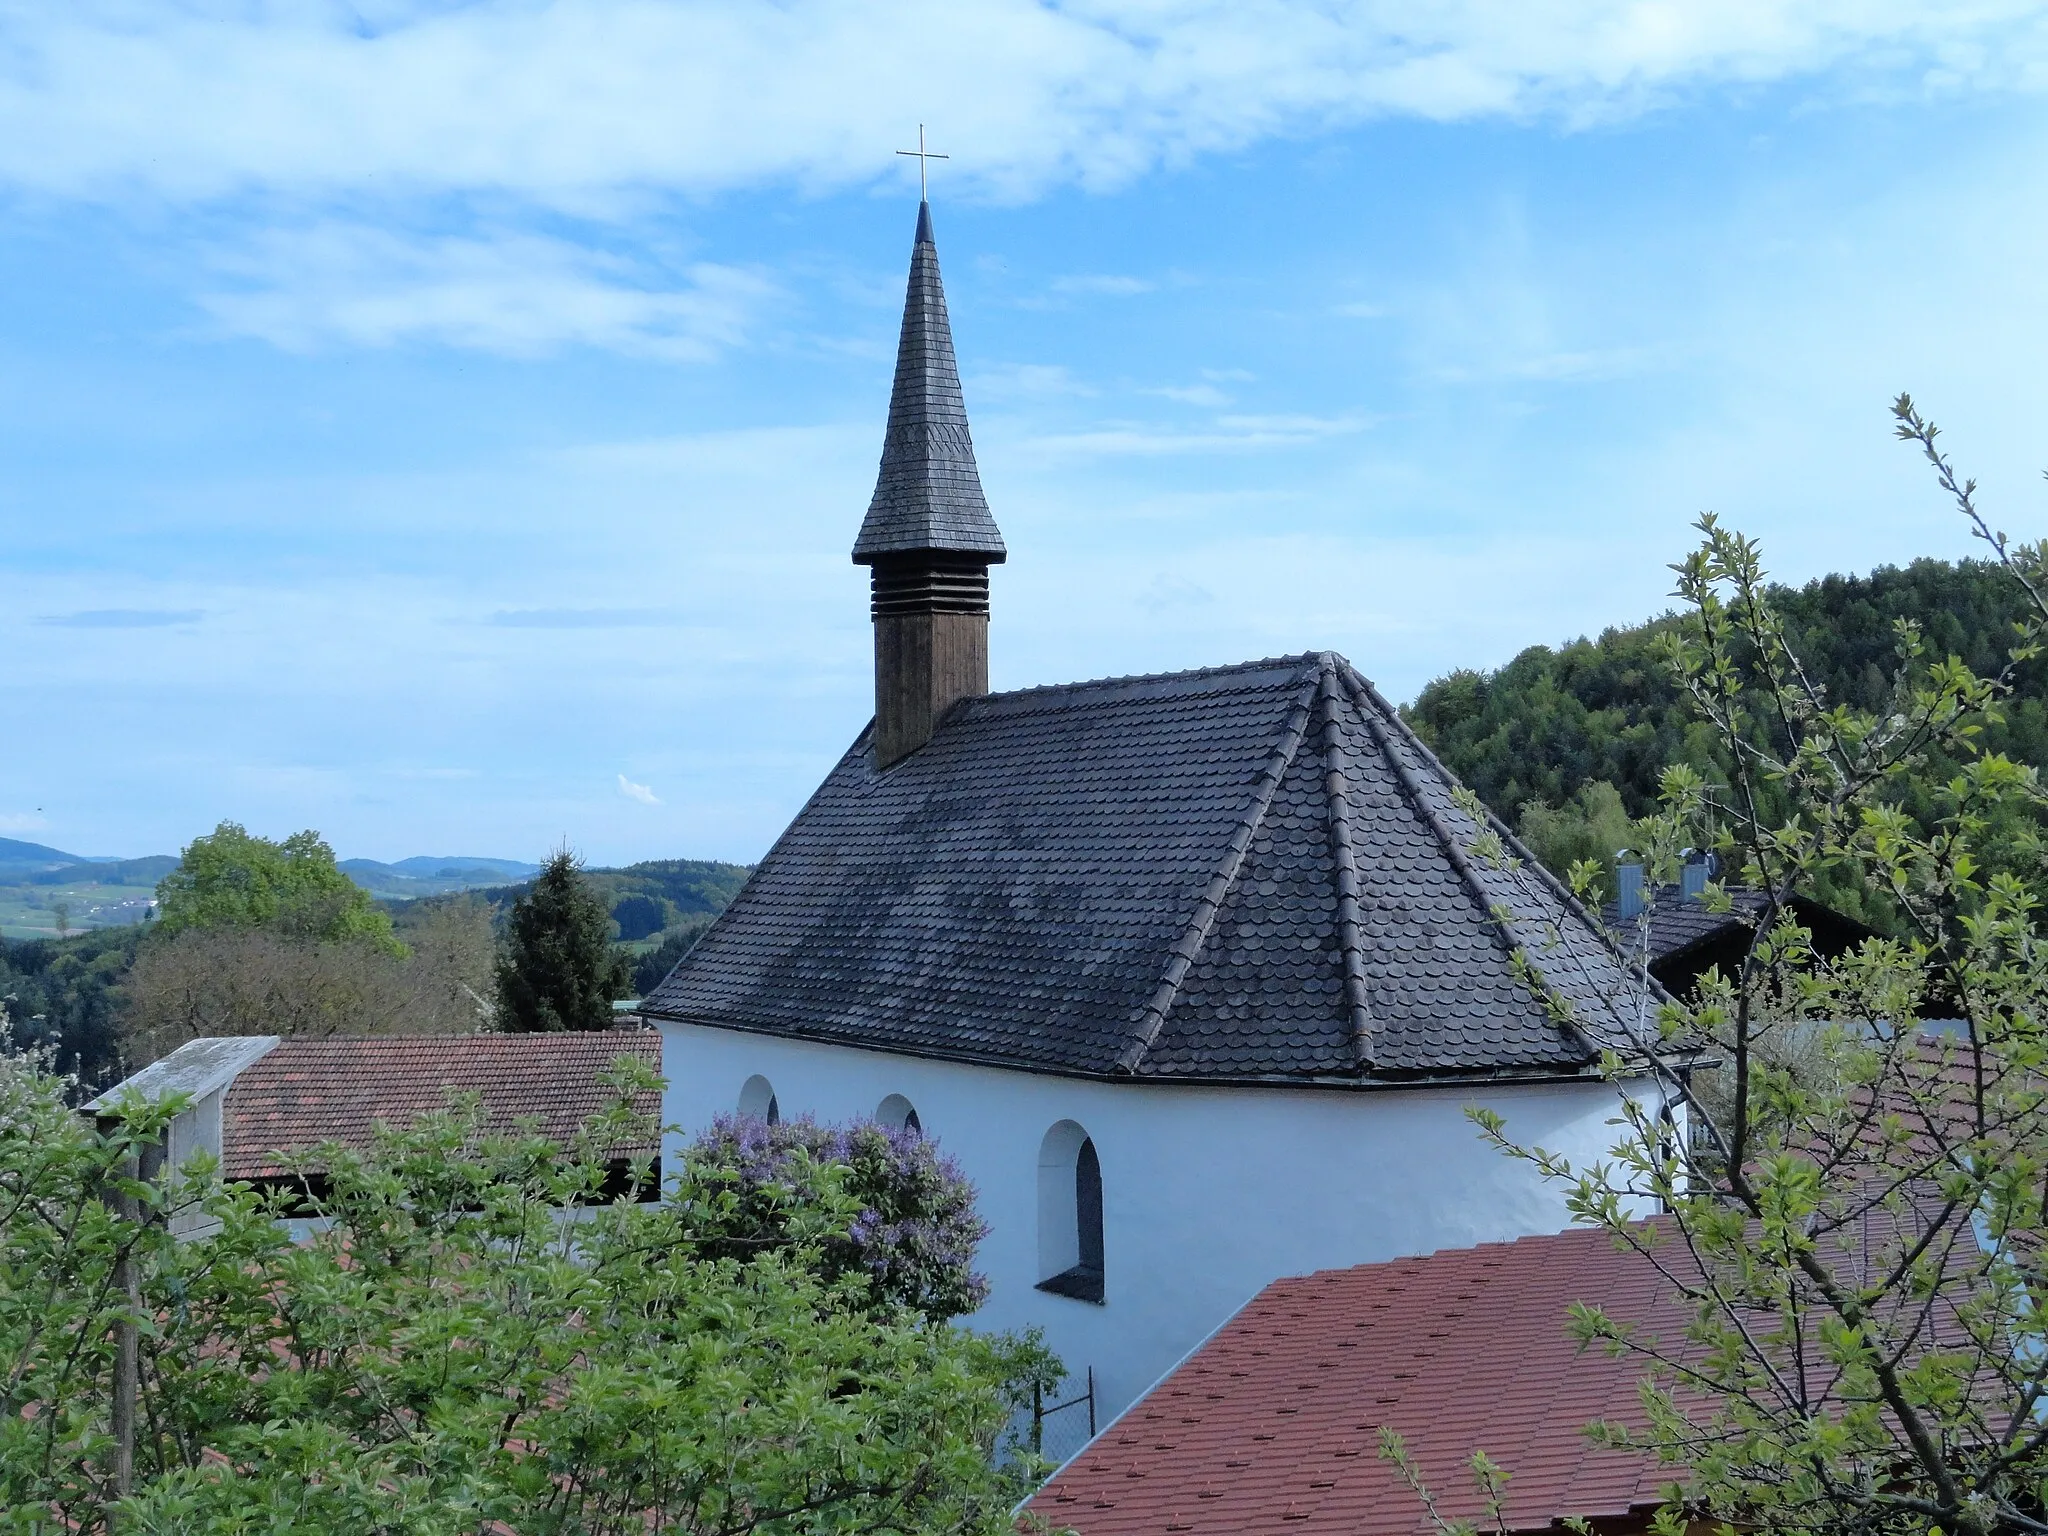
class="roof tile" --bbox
[220,1032,660,1179]
[643,653,1649,1084]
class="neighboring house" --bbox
[1602,858,1874,1002]
[1025,1225,1693,1536]
[86,1031,662,1230]
[638,197,1681,1434]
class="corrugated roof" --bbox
[220,1032,661,1179]
[642,653,1652,1085]
[851,201,1006,563]
[84,1035,280,1116]
[1026,1226,1683,1536]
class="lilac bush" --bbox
[682,1115,990,1322]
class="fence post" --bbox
[1031,1379,1043,1457]
[1087,1366,1096,1438]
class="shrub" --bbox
[683,1114,991,1322]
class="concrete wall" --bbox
[658,1022,1658,1426]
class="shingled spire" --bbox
[855,201,1006,768]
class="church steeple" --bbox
[855,201,1005,768]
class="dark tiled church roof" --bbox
[850,201,1006,563]
[642,653,1652,1085]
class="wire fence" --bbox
[1028,1367,1097,1470]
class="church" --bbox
[639,199,1673,1436]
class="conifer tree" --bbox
[493,848,631,1032]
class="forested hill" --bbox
[1402,556,2048,910]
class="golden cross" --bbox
[895,124,949,201]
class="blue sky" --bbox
[3,3,2046,867]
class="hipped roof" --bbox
[642,653,1654,1086]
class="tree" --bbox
[630,916,715,997]
[1513,780,1634,903]
[611,892,667,942]
[154,823,401,955]
[1405,552,2048,930]
[53,901,70,939]
[123,923,496,1064]
[495,848,634,1032]
[0,1048,1056,1534]
[1449,399,2048,1536]
[0,925,144,1093]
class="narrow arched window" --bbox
[876,1094,922,1136]
[738,1075,780,1125]
[1075,1138,1102,1276]
[1036,1121,1105,1304]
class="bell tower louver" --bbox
[853,200,1006,768]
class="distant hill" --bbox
[17,855,179,889]
[0,837,89,873]
[384,856,539,880]
[0,845,545,937]
[450,857,753,923]
[1403,555,2048,922]
[340,857,542,899]
[384,856,754,985]
[369,854,752,998]
[3,840,736,938]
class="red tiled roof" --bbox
[221,1032,662,1180]
[1028,1226,1687,1536]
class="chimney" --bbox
[1615,857,1645,921]
[853,201,1006,768]
[1679,850,1710,904]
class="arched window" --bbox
[738,1074,780,1125]
[875,1093,922,1136]
[1036,1120,1104,1304]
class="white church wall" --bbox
[657,1022,1660,1429]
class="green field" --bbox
[0,876,159,939]
[0,851,174,940]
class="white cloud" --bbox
[969,363,1099,399]
[0,3,2041,205]
[35,608,205,627]
[1050,274,1157,297]
[1144,383,1234,407]
[489,607,683,628]
[1216,413,1368,436]
[1430,347,1660,384]
[617,773,661,806]
[198,224,773,358]
[1138,573,1217,612]
[1025,413,1368,455]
